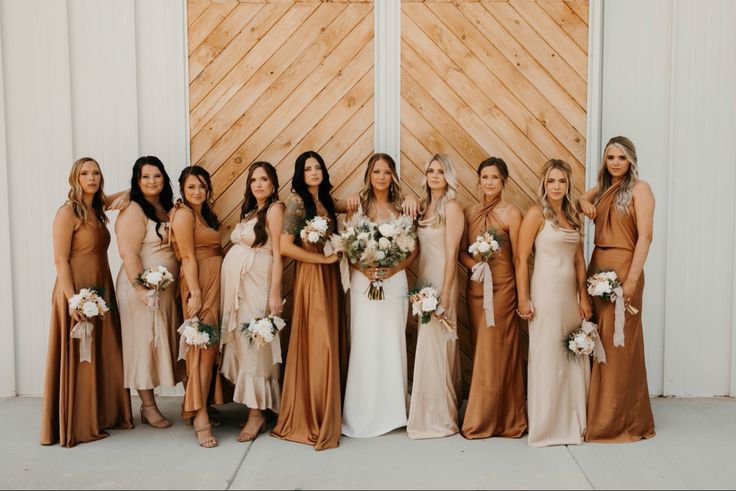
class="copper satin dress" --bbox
[461,201,527,439]
[586,182,655,442]
[271,194,346,450]
[169,203,225,419]
[41,208,133,447]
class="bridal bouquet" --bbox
[300,216,330,245]
[468,228,503,327]
[68,287,109,363]
[177,317,220,360]
[241,315,287,365]
[587,270,638,347]
[137,265,175,309]
[566,320,606,363]
[408,283,454,333]
[467,228,502,262]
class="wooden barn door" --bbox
[400,1,589,390]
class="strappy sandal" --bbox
[194,423,218,448]
[140,404,172,429]
[237,416,266,443]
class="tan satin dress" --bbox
[461,203,527,439]
[117,217,183,390]
[407,217,461,439]
[169,203,225,419]
[41,207,133,447]
[271,195,346,450]
[220,215,281,411]
[586,183,655,442]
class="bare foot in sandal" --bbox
[194,412,218,448]
[237,409,266,443]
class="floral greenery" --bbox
[197,320,220,347]
[408,282,436,324]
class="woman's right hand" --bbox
[580,199,596,220]
[322,253,339,265]
[187,292,202,318]
[516,300,535,320]
[68,307,83,323]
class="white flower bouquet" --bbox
[137,265,175,309]
[68,287,110,363]
[408,283,454,332]
[299,216,330,245]
[177,317,220,359]
[241,315,286,349]
[566,320,606,363]
[467,229,502,262]
[586,270,638,347]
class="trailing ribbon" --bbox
[471,262,495,327]
[581,320,607,364]
[70,320,94,363]
[269,316,286,365]
[324,240,351,292]
[435,305,457,341]
[176,317,197,361]
[146,290,164,349]
[612,286,626,347]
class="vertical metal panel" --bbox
[375,0,401,166]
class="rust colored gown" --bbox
[169,203,225,419]
[461,201,527,439]
[271,194,345,450]
[585,182,655,442]
[41,207,133,447]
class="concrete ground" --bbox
[0,397,734,490]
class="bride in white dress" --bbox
[342,153,417,438]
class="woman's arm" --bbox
[579,185,599,219]
[505,204,523,265]
[514,206,544,319]
[439,201,464,310]
[575,239,592,320]
[115,203,150,305]
[267,203,286,316]
[623,181,655,304]
[458,205,477,270]
[52,206,82,321]
[171,208,202,318]
[280,196,337,264]
[105,189,131,211]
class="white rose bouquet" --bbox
[468,228,503,327]
[586,270,638,347]
[408,283,454,333]
[68,287,110,363]
[137,265,175,309]
[177,317,220,360]
[566,320,606,363]
[467,229,502,262]
[241,315,287,365]
[299,216,330,245]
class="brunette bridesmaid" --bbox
[460,157,527,439]
[271,151,344,450]
[115,156,183,429]
[220,162,285,442]
[41,157,133,447]
[169,166,224,448]
[407,154,463,440]
[579,136,656,442]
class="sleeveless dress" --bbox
[271,194,346,450]
[527,220,589,447]
[220,215,281,411]
[41,208,133,447]
[342,212,409,438]
[461,202,527,439]
[169,203,225,419]
[407,217,461,439]
[117,216,183,390]
[586,182,655,442]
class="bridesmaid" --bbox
[579,136,656,442]
[460,157,527,439]
[41,157,133,447]
[271,150,344,450]
[342,153,417,438]
[220,162,285,442]
[115,156,182,429]
[516,159,592,447]
[169,166,224,448]
[407,154,463,440]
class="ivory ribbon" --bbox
[324,241,351,292]
[269,316,287,365]
[612,286,626,347]
[70,320,94,363]
[177,317,197,361]
[435,305,457,341]
[471,262,495,327]
[581,320,607,364]
[147,290,164,349]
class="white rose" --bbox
[468,243,478,255]
[605,271,618,281]
[82,301,99,318]
[490,240,500,251]
[477,241,492,254]
[378,237,391,250]
[412,303,422,316]
[308,231,321,243]
[146,271,163,286]
[313,217,329,233]
[421,296,438,312]
[376,251,386,261]
[69,294,82,310]
[79,288,91,297]
[357,232,370,242]
[378,223,397,237]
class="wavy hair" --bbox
[595,136,639,213]
[177,166,220,230]
[240,161,280,248]
[419,153,458,223]
[291,151,337,226]
[359,153,403,216]
[67,157,108,224]
[130,156,174,241]
[537,159,582,232]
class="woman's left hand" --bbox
[437,292,450,318]
[579,295,593,321]
[402,195,419,219]
[108,191,131,211]
[269,292,283,317]
[622,279,636,309]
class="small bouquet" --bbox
[241,315,286,365]
[467,229,502,262]
[177,317,220,360]
[137,265,174,308]
[300,216,330,245]
[68,287,109,363]
[566,320,606,363]
[586,270,637,347]
[468,229,502,327]
[409,283,454,333]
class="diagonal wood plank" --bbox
[188,2,238,55]
[538,1,588,53]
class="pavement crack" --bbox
[566,445,595,490]
[226,441,255,490]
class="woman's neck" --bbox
[143,194,160,207]
[483,192,501,205]
[430,188,445,203]
[82,193,94,209]
[308,186,320,204]
[256,198,267,210]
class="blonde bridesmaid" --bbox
[41,157,133,447]
[516,159,592,447]
[115,156,183,429]
[221,162,285,442]
[579,136,656,443]
[407,154,463,440]
[271,151,344,451]
[460,157,527,439]
[169,166,224,448]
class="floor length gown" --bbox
[586,182,655,442]
[41,208,133,447]
[461,201,527,439]
[407,217,461,439]
[527,220,589,447]
[220,215,281,412]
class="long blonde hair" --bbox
[595,136,639,213]
[67,157,108,224]
[537,159,581,231]
[358,153,403,215]
[419,153,458,224]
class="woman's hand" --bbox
[363,267,393,281]
[579,295,593,321]
[321,253,339,265]
[622,279,637,309]
[402,195,419,219]
[108,190,131,211]
[68,306,84,323]
[346,194,361,214]
[516,299,534,320]
[269,292,283,316]
[438,291,451,316]
[580,199,596,220]
[187,291,202,318]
